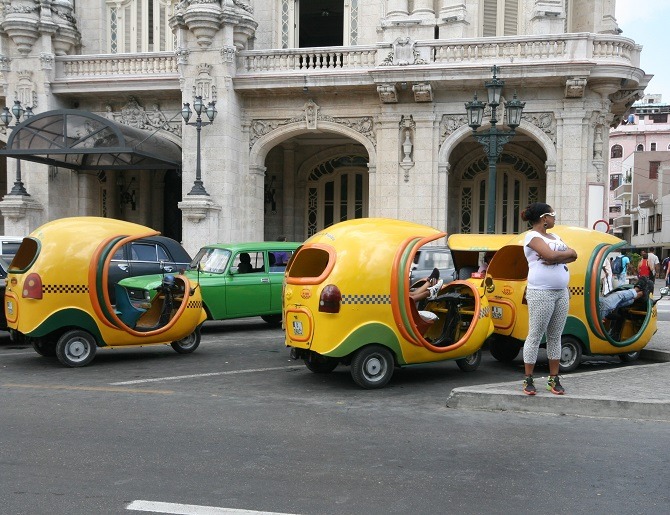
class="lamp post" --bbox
[181,95,217,196]
[0,100,35,196]
[464,65,525,233]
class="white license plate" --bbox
[292,320,303,336]
[491,306,503,320]
[6,299,13,316]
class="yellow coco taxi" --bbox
[283,218,494,389]
[448,225,661,373]
[4,217,207,367]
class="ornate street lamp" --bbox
[0,100,34,196]
[465,65,525,233]
[181,95,217,196]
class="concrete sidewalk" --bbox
[446,320,670,421]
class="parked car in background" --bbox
[119,241,301,325]
[0,236,23,262]
[409,245,456,285]
[108,235,192,302]
[0,257,9,330]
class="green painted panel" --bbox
[323,322,404,363]
[26,308,105,345]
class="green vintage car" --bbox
[118,242,300,324]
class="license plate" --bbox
[6,299,13,316]
[292,320,303,336]
[491,306,502,320]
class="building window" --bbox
[650,161,660,180]
[657,213,662,232]
[633,220,638,235]
[610,145,623,159]
[107,0,174,54]
[651,142,657,151]
[482,0,519,37]
[636,144,644,151]
[609,174,622,190]
[650,113,668,123]
[649,215,655,233]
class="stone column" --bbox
[138,172,152,227]
[372,113,402,219]
[282,143,296,240]
[387,0,409,18]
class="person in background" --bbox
[520,203,578,396]
[477,251,496,273]
[274,236,290,265]
[662,255,670,286]
[647,247,659,283]
[637,250,652,281]
[601,256,613,296]
[619,252,630,286]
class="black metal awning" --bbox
[0,109,181,171]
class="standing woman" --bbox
[520,203,578,395]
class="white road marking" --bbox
[127,500,299,514]
[110,365,302,385]
[0,351,35,357]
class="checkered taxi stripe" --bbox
[341,294,391,305]
[569,286,584,296]
[187,300,203,309]
[479,305,490,319]
[42,284,89,294]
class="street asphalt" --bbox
[447,318,670,421]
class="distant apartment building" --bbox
[609,95,670,256]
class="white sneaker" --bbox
[427,279,444,300]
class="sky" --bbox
[615,0,670,102]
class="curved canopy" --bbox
[0,109,181,171]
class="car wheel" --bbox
[559,336,582,373]
[55,330,97,367]
[171,327,201,354]
[488,336,521,362]
[619,351,641,363]
[350,345,394,389]
[261,314,282,325]
[456,349,482,372]
[31,339,57,357]
[304,352,338,373]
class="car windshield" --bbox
[190,248,231,274]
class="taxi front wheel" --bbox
[56,330,97,367]
[456,349,482,372]
[559,336,582,373]
[351,345,394,389]
[171,327,201,354]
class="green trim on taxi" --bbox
[322,322,404,364]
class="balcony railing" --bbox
[614,183,632,200]
[613,215,632,229]
[50,33,640,93]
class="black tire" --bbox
[456,349,482,372]
[171,327,201,354]
[619,351,641,363]
[55,330,97,367]
[489,336,522,362]
[559,336,582,373]
[350,345,394,389]
[304,352,339,373]
[261,314,282,325]
[31,339,57,357]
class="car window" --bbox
[156,244,170,262]
[426,250,453,269]
[233,251,265,273]
[131,242,158,262]
[1,242,21,256]
[111,247,125,260]
[192,248,231,274]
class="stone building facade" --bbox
[0,0,650,255]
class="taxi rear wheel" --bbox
[31,339,56,357]
[304,352,339,373]
[618,351,641,363]
[488,336,522,362]
[351,345,394,389]
[559,336,582,373]
[171,327,201,354]
[55,330,97,367]
[456,349,482,372]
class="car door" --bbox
[108,245,132,294]
[225,250,272,316]
[128,240,177,277]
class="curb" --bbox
[641,348,670,362]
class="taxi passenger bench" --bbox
[413,289,476,346]
[114,277,184,330]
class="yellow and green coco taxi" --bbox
[448,225,660,372]
[283,218,494,389]
[5,217,207,367]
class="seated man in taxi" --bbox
[599,277,652,321]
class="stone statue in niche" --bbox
[304,100,319,129]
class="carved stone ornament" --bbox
[107,98,181,137]
[193,63,216,103]
[221,46,236,63]
[175,47,190,65]
[183,0,223,49]
[413,83,433,102]
[377,83,398,103]
[250,115,375,148]
[379,37,428,66]
[3,3,40,55]
[439,114,469,145]
[565,77,587,98]
[521,112,557,144]
[15,70,37,109]
[304,100,319,130]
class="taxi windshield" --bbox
[191,248,231,273]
